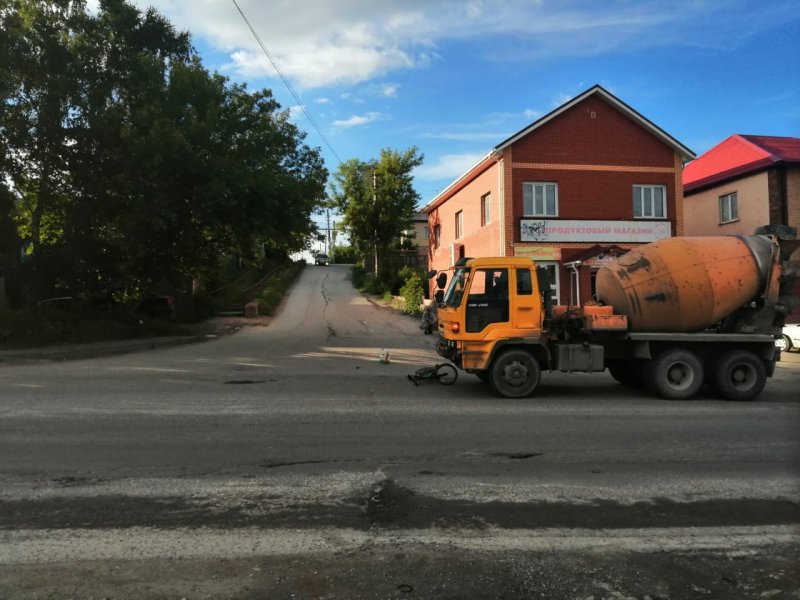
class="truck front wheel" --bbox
[644,349,704,400]
[490,349,540,398]
[710,350,766,401]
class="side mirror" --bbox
[436,272,447,289]
[434,290,444,303]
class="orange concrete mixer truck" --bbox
[431,226,800,401]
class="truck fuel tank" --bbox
[596,235,775,333]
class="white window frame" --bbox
[538,261,560,304]
[455,210,463,239]
[633,185,666,219]
[719,192,738,224]
[523,182,558,217]
[481,193,491,226]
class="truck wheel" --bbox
[644,349,704,400]
[490,349,540,398]
[607,360,644,388]
[775,335,792,353]
[710,350,766,401]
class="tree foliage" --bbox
[0,0,327,308]
[328,147,423,272]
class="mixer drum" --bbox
[596,236,771,332]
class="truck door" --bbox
[466,268,509,332]
[513,267,540,330]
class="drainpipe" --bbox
[564,260,582,306]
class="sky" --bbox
[119,0,799,247]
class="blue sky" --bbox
[125,0,799,236]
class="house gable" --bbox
[496,85,695,162]
[509,94,677,168]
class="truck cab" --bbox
[435,257,554,396]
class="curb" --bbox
[0,335,210,364]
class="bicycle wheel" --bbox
[435,363,458,385]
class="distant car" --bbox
[775,322,800,352]
[314,253,329,266]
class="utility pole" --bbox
[373,170,378,274]
[326,209,331,254]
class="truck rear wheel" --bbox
[644,349,704,400]
[490,349,540,398]
[710,350,766,401]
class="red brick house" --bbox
[423,85,695,305]
[682,134,800,238]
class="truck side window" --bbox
[466,268,509,332]
[516,269,533,295]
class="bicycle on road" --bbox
[407,363,458,386]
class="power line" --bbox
[232,0,343,166]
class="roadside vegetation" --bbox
[0,260,306,350]
[329,148,429,316]
[0,1,326,321]
[254,261,305,316]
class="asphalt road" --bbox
[1,264,799,599]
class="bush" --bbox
[351,265,367,289]
[400,271,425,315]
[332,245,359,264]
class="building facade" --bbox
[424,85,695,305]
[397,211,429,270]
[682,135,800,238]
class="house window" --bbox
[455,210,463,239]
[523,183,558,217]
[481,193,491,226]
[633,185,666,218]
[719,192,738,224]
[433,224,441,249]
[423,225,429,241]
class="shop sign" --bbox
[584,257,618,266]
[513,246,561,260]
[520,220,671,243]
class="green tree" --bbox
[328,147,423,273]
[0,0,327,310]
[1,0,86,253]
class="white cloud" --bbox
[414,152,487,181]
[331,112,383,130]
[127,1,796,90]
[380,83,399,98]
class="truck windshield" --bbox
[442,267,469,307]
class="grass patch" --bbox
[255,261,305,316]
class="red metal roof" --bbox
[684,134,800,193]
